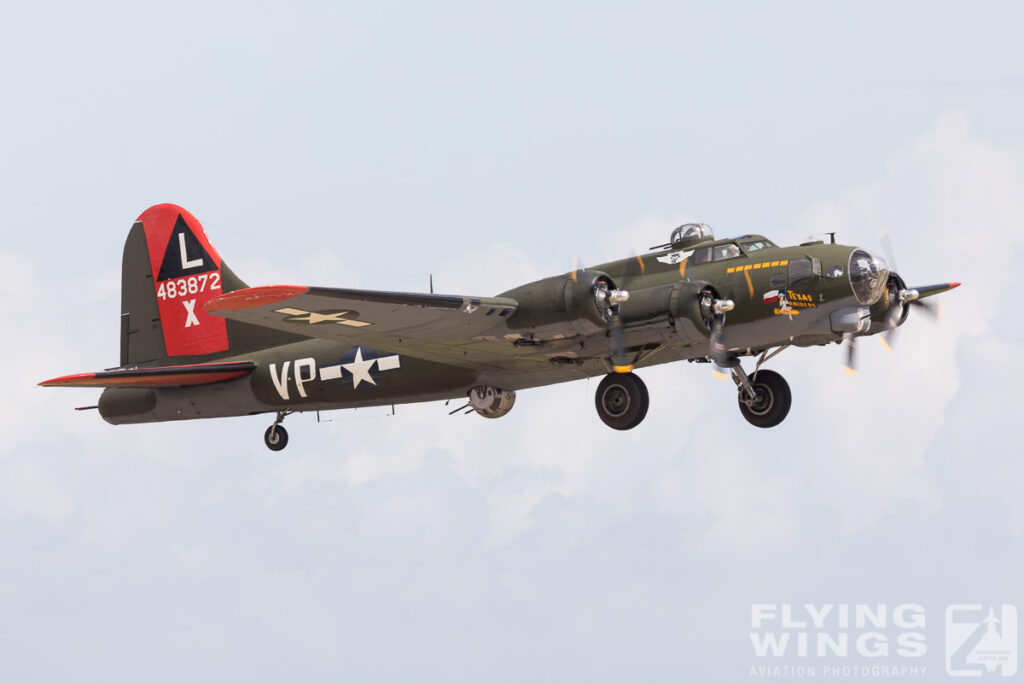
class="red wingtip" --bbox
[949,282,961,288]
[39,372,98,387]
[204,285,308,312]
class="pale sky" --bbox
[1,2,1022,681]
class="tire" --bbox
[738,369,791,428]
[264,425,289,451]
[595,372,650,430]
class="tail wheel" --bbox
[595,372,649,430]
[738,369,791,428]
[264,425,289,451]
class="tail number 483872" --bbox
[156,273,221,300]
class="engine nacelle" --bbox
[615,280,715,346]
[501,270,618,339]
[468,386,516,418]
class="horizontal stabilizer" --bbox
[39,360,255,388]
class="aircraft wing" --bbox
[39,360,256,388]
[205,285,521,368]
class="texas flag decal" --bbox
[762,290,781,305]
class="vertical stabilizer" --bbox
[120,204,248,365]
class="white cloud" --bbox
[597,212,697,263]
[433,242,561,296]
[230,248,363,291]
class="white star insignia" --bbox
[274,307,372,327]
[342,347,377,388]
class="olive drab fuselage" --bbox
[100,236,882,419]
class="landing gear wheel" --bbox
[264,425,289,451]
[738,369,791,428]
[595,372,649,430]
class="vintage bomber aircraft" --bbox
[41,204,960,450]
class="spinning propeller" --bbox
[572,257,633,372]
[842,234,960,375]
[703,288,735,379]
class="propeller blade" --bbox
[879,231,899,273]
[879,329,897,353]
[631,247,646,275]
[902,282,956,324]
[910,298,940,321]
[880,293,901,353]
[878,331,896,353]
[701,289,734,379]
[609,311,632,372]
[842,333,858,376]
[908,282,961,301]
[710,316,728,368]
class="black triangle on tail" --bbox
[157,214,218,281]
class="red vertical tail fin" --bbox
[121,204,247,364]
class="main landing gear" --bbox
[593,362,791,430]
[264,410,292,451]
[595,372,650,430]
[724,353,791,428]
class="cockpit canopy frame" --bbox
[650,223,716,251]
[671,223,714,246]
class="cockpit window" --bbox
[740,239,776,253]
[713,243,742,261]
[691,247,712,265]
[789,258,814,285]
